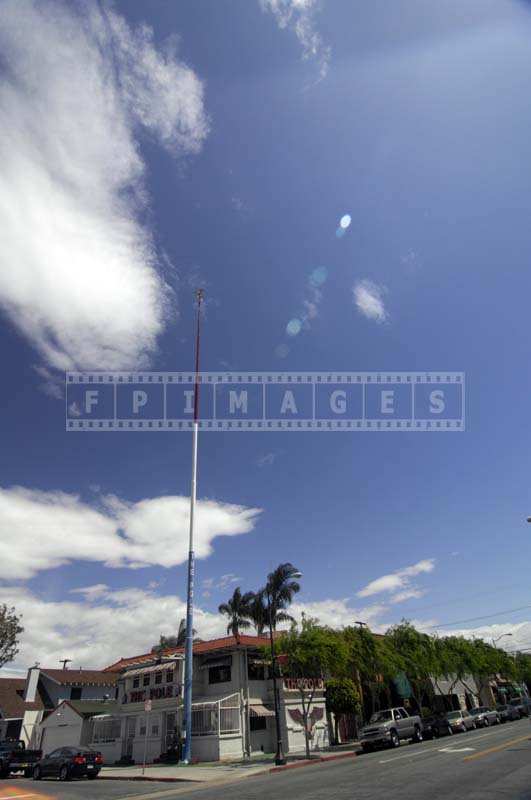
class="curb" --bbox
[270,750,358,773]
[98,750,360,782]
[99,775,196,783]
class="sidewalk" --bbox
[100,744,360,784]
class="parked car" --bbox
[469,706,500,727]
[421,715,454,739]
[497,703,520,722]
[360,706,423,751]
[509,697,531,718]
[445,710,476,732]
[0,740,42,779]
[33,747,103,781]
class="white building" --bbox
[11,667,118,748]
[84,635,329,764]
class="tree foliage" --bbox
[326,677,361,744]
[0,605,23,668]
[276,617,349,757]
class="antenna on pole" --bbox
[182,288,204,764]
[60,659,72,670]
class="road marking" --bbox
[438,747,474,753]
[379,750,431,764]
[463,734,531,762]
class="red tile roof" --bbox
[104,634,272,673]
[0,678,43,718]
[40,669,117,687]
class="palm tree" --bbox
[248,591,268,635]
[218,587,254,638]
[151,619,197,653]
[248,589,293,634]
[264,562,301,630]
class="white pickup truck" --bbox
[360,707,423,751]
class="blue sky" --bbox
[2,0,531,671]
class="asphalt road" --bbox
[2,718,531,800]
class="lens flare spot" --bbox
[275,343,290,358]
[309,266,328,287]
[286,318,302,337]
[340,214,352,229]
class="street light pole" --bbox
[492,633,512,649]
[266,586,286,767]
[182,289,204,765]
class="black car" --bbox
[421,715,454,739]
[33,747,103,781]
[497,703,520,722]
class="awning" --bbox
[122,663,176,678]
[250,704,275,718]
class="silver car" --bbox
[469,706,500,727]
[445,710,476,732]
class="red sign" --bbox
[283,678,324,692]
[126,685,179,704]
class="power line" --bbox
[426,603,531,629]
[409,583,527,615]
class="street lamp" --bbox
[266,569,302,767]
[492,633,512,648]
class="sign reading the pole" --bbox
[144,699,152,712]
[66,372,465,432]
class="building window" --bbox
[166,670,174,683]
[248,662,266,681]
[133,677,140,688]
[250,716,267,732]
[139,720,147,736]
[93,718,121,743]
[70,687,82,700]
[143,674,150,687]
[209,665,231,685]
[152,724,159,736]
[155,672,162,685]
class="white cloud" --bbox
[0,585,226,671]
[260,0,330,79]
[357,559,435,600]
[0,0,208,372]
[256,452,277,467]
[0,486,261,579]
[290,598,389,630]
[69,584,110,601]
[353,280,388,323]
[201,574,241,594]
[434,621,531,654]
[389,588,426,604]
[0,586,396,671]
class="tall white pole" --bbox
[182,289,203,765]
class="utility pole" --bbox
[182,289,204,765]
[59,659,71,670]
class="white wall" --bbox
[20,709,44,748]
[40,705,84,753]
[192,736,219,762]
